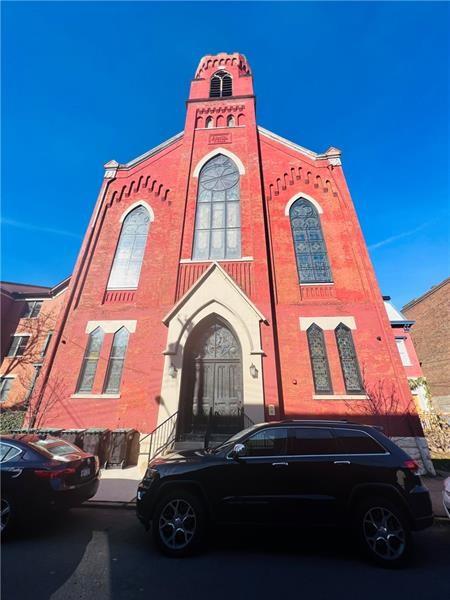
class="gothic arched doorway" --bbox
[178,317,243,443]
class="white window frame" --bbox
[395,337,412,367]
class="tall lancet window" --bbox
[193,154,241,260]
[103,327,129,394]
[307,324,333,394]
[76,327,104,393]
[289,198,332,283]
[335,323,363,393]
[108,206,150,289]
[209,70,233,98]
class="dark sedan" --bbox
[1,434,100,536]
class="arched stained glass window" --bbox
[210,70,233,98]
[193,154,241,260]
[307,324,333,394]
[108,206,150,289]
[289,198,332,283]
[76,327,104,393]
[103,327,129,394]
[335,323,363,393]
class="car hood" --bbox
[151,448,209,466]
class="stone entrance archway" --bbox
[178,317,244,442]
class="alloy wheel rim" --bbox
[363,506,406,560]
[1,499,11,533]
[159,499,197,550]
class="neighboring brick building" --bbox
[403,278,450,418]
[34,53,431,469]
[384,296,429,412]
[0,279,69,408]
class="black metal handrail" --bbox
[143,411,178,464]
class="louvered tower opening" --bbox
[209,71,233,98]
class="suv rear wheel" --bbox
[152,490,206,557]
[355,496,412,567]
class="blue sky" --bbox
[2,1,449,307]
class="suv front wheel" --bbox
[152,489,206,557]
[355,496,412,568]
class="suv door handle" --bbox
[272,462,289,467]
[334,460,351,465]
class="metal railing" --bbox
[144,408,256,463]
[144,411,178,464]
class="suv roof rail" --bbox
[280,419,356,424]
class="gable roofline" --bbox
[257,126,341,162]
[111,131,184,171]
[163,262,266,325]
[402,277,450,312]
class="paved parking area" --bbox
[2,507,449,600]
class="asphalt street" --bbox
[2,507,449,600]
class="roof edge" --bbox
[118,131,184,170]
[402,277,450,312]
[257,126,341,161]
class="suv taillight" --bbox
[403,459,420,474]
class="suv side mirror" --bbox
[230,443,246,460]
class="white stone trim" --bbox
[313,394,368,400]
[192,148,245,177]
[300,316,356,331]
[119,201,155,223]
[391,436,435,475]
[285,193,324,216]
[158,263,266,427]
[71,393,121,399]
[179,257,253,264]
[85,320,137,334]
[258,126,321,159]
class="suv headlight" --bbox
[144,467,159,481]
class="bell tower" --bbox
[184,52,256,133]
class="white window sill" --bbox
[300,282,334,286]
[313,394,368,400]
[106,288,138,292]
[71,393,121,399]
[180,257,253,264]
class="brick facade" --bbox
[34,53,425,448]
[403,278,450,416]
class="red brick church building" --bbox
[36,53,430,465]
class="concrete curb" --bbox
[85,500,136,510]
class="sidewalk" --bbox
[87,466,449,519]
[422,475,448,518]
[88,463,145,506]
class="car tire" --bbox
[1,496,14,539]
[354,496,412,568]
[152,489,206,557]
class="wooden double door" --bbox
[179,320,244,441]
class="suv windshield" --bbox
[212,424,261,453]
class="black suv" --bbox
[136,420,433,566]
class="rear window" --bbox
[335,429,386,454]
[31,439,80,457]
[289,428,337,456]
[0,443,22,463]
